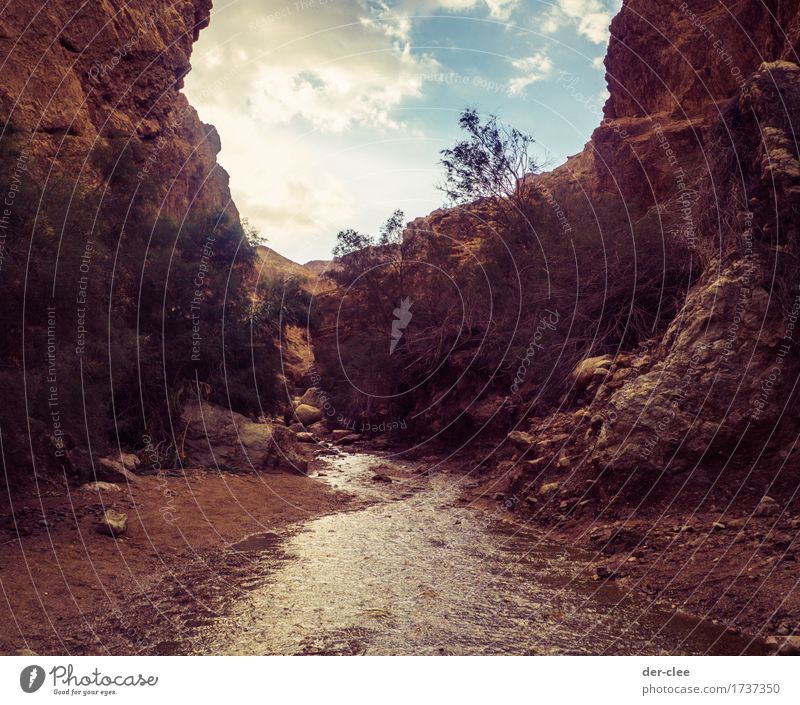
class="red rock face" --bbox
[580,1,800,478]
[0,1,247,487]
[317,1,800,484]
[580,0,800,211]
[0,0,234,221]
[603,0,799,121]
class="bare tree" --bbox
[439,108,540,224]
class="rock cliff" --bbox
[576,1,800,482]
[0,1,284,487]
[313,0,800,502]
[0,0,233,220]
[494,1,800,500]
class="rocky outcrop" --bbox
[0,1,257,491]
[0,0,233,221]
[181,400,309,474]
[603,0,800,121]
[594,61,800,477]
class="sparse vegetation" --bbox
[439,108,540,225]
[0,131,293,486]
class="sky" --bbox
[184,0,622,264]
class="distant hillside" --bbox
[303,259,337,276]
[255,245,317,281]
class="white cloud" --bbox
[508,52,553,94]
[189,1,439,134]
[248,63,427,133]
[362,0,520,32]
[592,55,605,70]
[484,0,520,20]
[359,6,414,44]
[540,0,617,44]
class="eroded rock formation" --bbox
[0,0,233,220]
[0,1,268,485]
[504,4,800,499]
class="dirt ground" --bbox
[0,467,350,655]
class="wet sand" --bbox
[0,467,350,655]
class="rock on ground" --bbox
[571,355,613,390]
[98,510,128,537]
[182,400,308,474]
[118,453,140,471]
[294,404,324,426]
[96,458,138,484]
[81,482,121,493]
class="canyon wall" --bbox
[313,0,800,503]
[0,0,233,219]
[495,0,800,502]
[0,1,262,488]
[579,1,800,480]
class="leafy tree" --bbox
[333,228,373,258]
[378,209,405,246]
[241,217,265,247]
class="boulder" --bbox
[507,430,535,450]
[755,496,779,517]
[96,457,138,484]
[335,433,362,446]
[98,509,128,537]
[331,429,355,441]
[308,420,328,436]
[571,355,613,388]
[295,432,316,443]
[294,403,324,425]
[118,453,140,471]
[298,388,321,406]
[182,400,308,474]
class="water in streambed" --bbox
[189,452,761,655]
